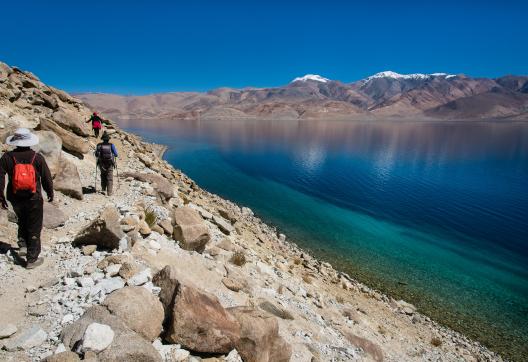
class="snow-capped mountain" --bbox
[291,74,330,83]
[364,71,456,81]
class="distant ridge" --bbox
[77,71,528,121]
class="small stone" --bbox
[0,324,17,339]
[105,263,122,277]
[81,323,114,353]
[91,277,125,295]
[61,314,74,325]
[25,285,37,293]
[54,343,67,354]
[3,325,47,351]
[77,277,94,288]
[171,348,191,361]
[28,304,48,317]
[222,277,244,292]
[127,268,151,286]
[63,277,75,287]
[148,239,161,250]
[82,245,97,256]
[225,349,243,362]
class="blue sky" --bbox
[0,0,526,94]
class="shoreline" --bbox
[133,130,512,361]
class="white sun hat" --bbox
[6,128,39,147]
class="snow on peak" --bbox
[365,71,455,81]
[292,74,330,83]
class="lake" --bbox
[120,119,528,360]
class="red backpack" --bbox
[12,152,37,194]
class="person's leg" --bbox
[12,201,28,254]
[107,166,114,196]
[26,199,43,264]
[100,166,108,193]
[95,128,100,138]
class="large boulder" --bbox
[40,118,90,157]
[152,266,240,353]
[121,172,174,201]
[43,202,68,228]
[61,306,161,362]
[172,207,210,253]
[54,157,83,200]
[103,287,164,342]
[227,306,292,362]
[73,206,125,249]
[32,130,62,175]
[30,88,59,109]
[52,108,90,137]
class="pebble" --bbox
[128,268,151,286]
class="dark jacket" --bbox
[0,148,54,203]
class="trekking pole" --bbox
[94,162,98,192]
[115,161,120,190]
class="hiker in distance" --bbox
[86,111,107,138]
[95,131,118,196]
[0,128,53,269]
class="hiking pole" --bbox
[115,160,120,190]
[94,162,98,193]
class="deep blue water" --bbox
[121,119,528,360]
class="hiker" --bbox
[86,112,106,138]
[95,132,118,196]
[0,128,53,269]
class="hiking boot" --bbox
[26,257,44,269]
[18,246,27,256]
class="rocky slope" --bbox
[0,61,507,362]
[77,72,528,121]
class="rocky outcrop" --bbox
[40,119,90,157]
[153,266,240,353]
[43,202,68,229]
[172,206,210,253]
[32,130,62,175]
[53,157,83,200]
[121,172,175,201]
[103,287,164,342]
[72,206,125,249]
[52,108,90,137]
[228,307,292,362]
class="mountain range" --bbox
[77,71,528,121]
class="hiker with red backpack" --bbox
[95,132,118,196]
[86,112,106,138]
[0,128,53,269]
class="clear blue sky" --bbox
[0,0,526,94]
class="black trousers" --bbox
[94,128,101,138]
[12,198,43,262]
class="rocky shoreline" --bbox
[0,61,507,361]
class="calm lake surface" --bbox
[121,119,528,360]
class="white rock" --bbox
[171,348,191,361]
[118,237,129,251]
[82,322,114,352]
[2,325,47,351]
[77,277,94,288]
[127,268,151,286]
[105,263,122,277]
[92,277,125,295]
[54,343,67,354]
[63,277,76,287]
[226,349,244,362]
[0,323,17,338]
[91,272,105,282]
[61,314,74,325]
[148,239,161,250]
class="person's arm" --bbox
[38,155,54,202]
[86,115,93,123]
[111,144,118,158]
[0,154,9,208]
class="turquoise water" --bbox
[121,119,528,360]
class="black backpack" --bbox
[96,144,114,166]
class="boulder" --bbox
[0,324,17,338]
[40,118,90,156]
[227,307,292,362]
[44,351,81,362]
[172,207,210,253]
[121,172,174,200]
[152,266,240,353]
[343,332,384,362]
[30,88,58,109]
[118,261,141,280]
[32,130,62,175]
[52,108,90,136]
[43,202,68,228]
[158,219,173,235]
[54,157,83,200]
[212,215,234,235]
[103,286,164,341]
[257,299,294,320]
[73,206,125,249]
[61,306,161,362]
